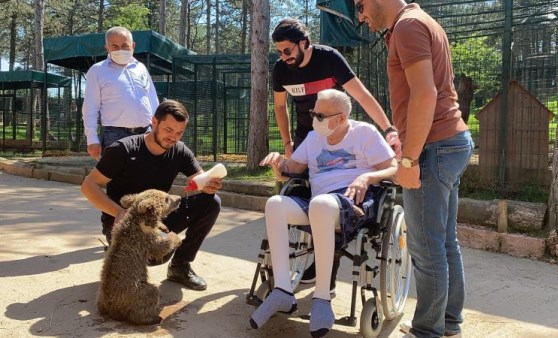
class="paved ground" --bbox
[1,171,558,338]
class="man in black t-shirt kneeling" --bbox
[81,99,222,291]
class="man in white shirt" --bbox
[82,26,159,161]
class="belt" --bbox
[104,125,150,134]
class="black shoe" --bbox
[167,262,207,290]
[301,260,316,283]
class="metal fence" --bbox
[0,78,77,154]
[2,0,557,173]
[170,54,281,162]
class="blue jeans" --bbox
[404,131,473,338]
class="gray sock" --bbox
[310,298,335,338]
[249,288,297,329]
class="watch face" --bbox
[402,158,414,168]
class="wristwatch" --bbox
[400,157,418,168]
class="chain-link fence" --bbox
[170,54,281,163]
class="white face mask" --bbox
[312,117,337,137]
[110,50,133,65]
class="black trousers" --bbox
[102,192,221,264]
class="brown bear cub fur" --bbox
[97,189,183,325]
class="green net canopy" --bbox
[0,70,71,89]
[317,0,374,48]
[44,30,194,75]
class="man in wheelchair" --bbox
[251,89,397,337]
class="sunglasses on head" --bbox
[355,1,364,14]
[277,42,298,57]
[309,109,343,122]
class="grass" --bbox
[200,163,276,182]
[201,162,550,203]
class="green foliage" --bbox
[451,36,502,102]
[105,4,150,31]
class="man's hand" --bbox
[259,152,287,180]
[114,208,127,225]
[344,175,369,205]
[395,166,421,189]
[87,143,101,161]
[385,131,402,160]
[202,177,222,194]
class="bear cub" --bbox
[97,189,183,325]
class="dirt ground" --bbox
[1,171,558,338]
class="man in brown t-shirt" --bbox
[357,1,474,337]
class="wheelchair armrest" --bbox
[379,180,397,188]
[281,172,310,180]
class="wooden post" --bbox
[498,199,508,233]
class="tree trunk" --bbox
[548,125,558,232]
[33,0,46,142]
[247,0,270,170]
[240,0,249,53]
[9,13,16,71]
[179,0,188,46]
[159,0,167,36]
[206,0,211,54]
[97,0,104,33]
[214,0,219,53]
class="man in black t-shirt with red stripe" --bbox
[271,17,400,158]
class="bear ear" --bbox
[137,200,154,214]
[120,194,137,208]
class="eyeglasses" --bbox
[277,43,298,57]
[309,109,343,122]
[355,1,364,14]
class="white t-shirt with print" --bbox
[291,120,395,197]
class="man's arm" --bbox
[273,90,294,157]
[395,59,437,189]
[343,77,402,158]
[146,71,160,114]
[345,157,397,204]
[81,168,125,221]
[82,68,102,160]
[343,77,391,131]
[259,152,307,180]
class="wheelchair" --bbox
[246,174,412,338]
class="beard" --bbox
[153,128,174,150]
[286,49,304,70]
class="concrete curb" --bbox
[0,157,555,262]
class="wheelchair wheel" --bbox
[380,205,412,320]
[360,296,383,338]
[288,225,312,291]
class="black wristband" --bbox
[383,126,398,136]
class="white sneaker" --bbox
[400,320,412,334]
[402,333,417,338]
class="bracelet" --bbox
[284,140,293,147]
[383,126,398,136]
